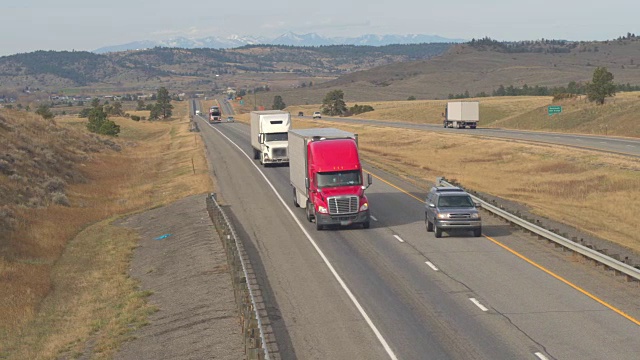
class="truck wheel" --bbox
[426,217,433,232]
[306,201,314,222]
[293,188,299,207]
[470,125,476,129]
[443,122,447,128]
[363,221,370,229]
[253,149,260,160]
[474,228,482,237]
[316,221,323,231]
[434,224,442,238]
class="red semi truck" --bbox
[289,128,372,230]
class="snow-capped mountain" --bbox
[93,32,465,53]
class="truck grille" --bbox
[328,196,359,215]
[448,213,471,219]
[272,148,287,158]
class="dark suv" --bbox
[425,187,481,238]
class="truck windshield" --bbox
[317,170,362,188]
[264,132,288,141]
[437,195,474,208]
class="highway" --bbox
[307,116,640,158]
[194,111,640,359]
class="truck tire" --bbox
[253,149,260,160]
[362,221,370,229]
[474,228,482,237]
[443,121,448,128]
[293,188,299,207]
[434,223,442,238]
[306,201,314,222]
[316,220,323,231]
[470,125,476,129]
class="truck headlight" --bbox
[437,213,448,219]
[359,202,368,211]
[318,206,328,214]
[471,213,480,219]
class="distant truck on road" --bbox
[289,128,372,230]
[443,101,479,129]
[209,106,221,123]
[250,110,291,166]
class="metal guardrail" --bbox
[206,194,275,359]
[437,178,640,282]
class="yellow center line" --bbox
[366,171,424,202]
[365,168,640,327]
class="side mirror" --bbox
[258,134,264,144]
[474,202,481,208]
[305,177,310,189]
[428,203,436,208]
[367,173,373,186]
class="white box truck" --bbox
[443,101,479,129]
[251,110,291,166]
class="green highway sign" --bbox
[548,105,562,116]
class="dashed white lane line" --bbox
[534,352,550,360]
[425,261,439,271]
[370,215,378,221]
[469,298,489,312]
[393,235,405,243]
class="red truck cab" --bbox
[290,128,372,230]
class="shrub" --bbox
[131,115,141,121]
[349,104,375,115]
[51,192,70,206]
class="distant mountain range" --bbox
[93,32,465,53]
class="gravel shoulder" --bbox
[113,194,243,360]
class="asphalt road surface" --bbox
[196,115,640,359]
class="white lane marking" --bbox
[204,120,399,360]
[469,298,489,312]
[394,235,405,243]
[370,215,378,221]
[425,261,439,271]
[535,352,550,360]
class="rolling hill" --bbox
[262,36,640,105]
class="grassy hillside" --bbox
[261,37,640,105]
[0,104,213,359]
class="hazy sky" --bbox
[1,0,638,56]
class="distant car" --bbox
[313,111,322,119]
[425,186,482,238]
[298,111,304,116]
[226,116,234,122]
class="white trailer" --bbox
[444,101,479,129]
[250,110,291,166]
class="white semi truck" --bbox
[443,101,479,129]
[250,110,291,166]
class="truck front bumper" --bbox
[316,210,370,227]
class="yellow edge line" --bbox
[484,235,640,327]
[365,168,640,327]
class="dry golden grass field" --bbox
[0,102,213,359]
